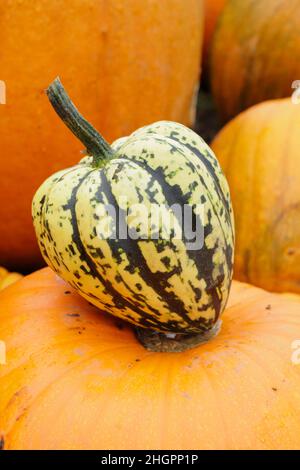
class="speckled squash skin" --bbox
[212,99,300,294]
[0,0,203,272]
[32,121,234,334]
[210,0,300,121]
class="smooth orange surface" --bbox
[0,0,203,271]
[203,0,226,69]
[1,268,300,450]
[212,99,300,294]
[211,0,300,121]
[0,267,22,290]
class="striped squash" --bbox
[32,79,234,334]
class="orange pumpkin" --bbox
[1,267,300,450]
[210,0,300,121]
[203,0,226,72]
[0,0,203,272]
[0,267,22,291]
[212,99,300,294]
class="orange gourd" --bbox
[1,267,300,450]
[210,0,300,121]
[0,267,22,290]
[203,0,226,71]
[0,0,203,271]
[212,99,300,294]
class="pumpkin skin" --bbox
[203,0,226,71]
[212,99,300,294]
[0,0,203,272]
[0,267,22,291]
[1,268,300,450]
[32,120,234,334]
[210,0,300,121]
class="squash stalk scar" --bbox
[135,320,222,352]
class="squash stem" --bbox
[135,320,222,353]
[46,77,114,167]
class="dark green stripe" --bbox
[108,158,220,330]
[62,169,165,330]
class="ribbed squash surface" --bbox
[33,121,234,333]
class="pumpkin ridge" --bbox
[212,99,300,293]
[211,0,300,120]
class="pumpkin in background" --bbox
[0,267,22,290]
[210,0,300,121]
[202,0,226,75]
[212,99,300,294]
[0,0,203,272]
[1,268,300,449]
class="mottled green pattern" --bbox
[32,121,234,333]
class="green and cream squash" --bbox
[32,79,234,335]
